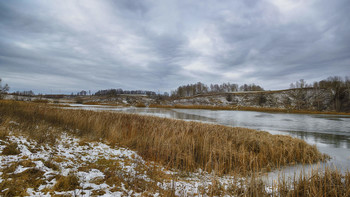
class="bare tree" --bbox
[288,79,308,110]
[0,78,10,99]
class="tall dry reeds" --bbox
[0,101,328,175]
[219,168,350,196]
[276,168,350,196]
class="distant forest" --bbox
[91,82,264,98]
[94,89,157,96]
[171,82,264,97]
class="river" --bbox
[69,104,350,180]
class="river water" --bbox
[69,104,350,179]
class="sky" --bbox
[0,0,349,94]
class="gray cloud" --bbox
[0,0,349,94]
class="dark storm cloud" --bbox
[0,0,349,93]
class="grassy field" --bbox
[2,100,350,196]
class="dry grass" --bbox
[83,101,102,105]
[0,130,7,141]
[0,117,11,140]
[1,142,20,155]
[135,102,146,107]
[19,159,36,167]
[275,168,350,197]
[194,168,350,196]
[0,168,45,196]
[32,99,49,104]
[0,101,328,176]
[44,159,60,171]
[77,158,175,195]
[1,115,60,146]
[53,174,80,191]
[0,127,8,140]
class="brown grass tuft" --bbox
[33,99,49,104]
[2,142,20,155]
[135,102,146,107]
[19,159,36,167]
[0,127,8,140]
[44,159,59,171]
[53,174,80,191]
[275,168,350,197]
[0,168,45,196]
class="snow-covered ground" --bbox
[0,121,267,196]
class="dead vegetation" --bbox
[53,174,80,191]
[0,168,45,196]
[1,101,350,195]
[275,168,350,197]
[0,101,328,176]
[0,123,178,196]
[1,142,20,155]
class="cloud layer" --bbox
[0,0,349,93]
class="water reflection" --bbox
[67,104,215,122]
[281,118,293,121]
[120,108,215,122]
[286,130,350,149]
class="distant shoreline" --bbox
[82,102,350,116]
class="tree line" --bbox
[171,82,264,98]
[94,89,157,96]
[13,90,35,96]
[288,76,350,112]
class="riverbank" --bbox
[148,104,350,115]
[83,101,350,115]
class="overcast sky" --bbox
[0,0,349,94]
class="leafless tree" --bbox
[0,78,10,99]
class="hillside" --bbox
[4,87,350,113]
[78,88,350,113]
[163,88,340,112]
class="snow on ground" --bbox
[0,120,282,196]
[0,131,152,196]
[0,127,255,196]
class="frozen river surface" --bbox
[69,104,350,177]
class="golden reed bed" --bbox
[0,101,328,176]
